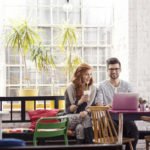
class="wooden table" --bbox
[109,109,150,144]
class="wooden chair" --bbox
[89,106,134,150]
[33,115,69,146]
[141,116,150,150]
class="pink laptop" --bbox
[112,93,139,110]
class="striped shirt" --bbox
[95,80,133,105]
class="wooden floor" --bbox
[1,144,123,150]
[0,140,146,150]
[121,140,146,150]
[136,140,146,150]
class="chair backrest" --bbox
[89,106,118,144]
[33,115,69,145]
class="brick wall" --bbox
[113,0,129,81]
[113,0,150,100]
[129,0,150,99]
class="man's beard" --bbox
[110,74,119,80]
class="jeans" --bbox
[114,120,139,150]
[123,121,139,150]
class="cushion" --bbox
[2,128,33,133]
[0,138,26,147]
[28,109,59,129]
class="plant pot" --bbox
[139,103,146,111]
[18,89,39,110]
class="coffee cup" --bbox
[83,90,91,101]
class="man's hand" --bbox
[78,95,89,105]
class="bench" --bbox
[0,96,76,144]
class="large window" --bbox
[2,0,113,96]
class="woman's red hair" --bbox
[72,63,93,100]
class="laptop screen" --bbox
[112,93,139,110]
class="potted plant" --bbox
[57,24,82,81]
[30,43,55,72]
[5,20,41,100]
[139,97,147,111]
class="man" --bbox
[96,57,139,150]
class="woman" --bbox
[65,63,97,144]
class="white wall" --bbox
[129,0,150,98]
[113,0,150,99]
[113,0,129,81]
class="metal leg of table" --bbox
[118,113,123,144]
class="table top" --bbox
[109,109,150,121]
[109,109,150,114]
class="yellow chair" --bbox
[89,106,134,150]
[33,115,69,146]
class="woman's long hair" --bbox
[72,63,93,100]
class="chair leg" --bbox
[128,141,134,150]
[146,140,149,150]
[64,134,68,145]
[33,137,37,146]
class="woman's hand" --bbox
[70,104,78,112]
[80,111,88,118]
[78,95,89,105]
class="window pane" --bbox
[4,7,26,21]
[39,27,51,44]
[22,68,36,84]
[69,8,81,24]
[51,0,66,5]
[98,48,106,64]
[6,87,18,96]
[52,7,65,24]
[38,0,51,5]
[39,86,52,96]
[83,48,97,64]
[77,28,82,45]
[6,48,20,64]
[53,48,66,65]
[84,28,97,45]
[92,67,97,83]
[99,66,106,82]
[38,70,52,84]
[7,67,20,84]
[107,28,112,45]
[55,67,67,84]
[38,7,51,24]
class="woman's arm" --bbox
[65,85,78,113]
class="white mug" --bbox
[83,90,91,101]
